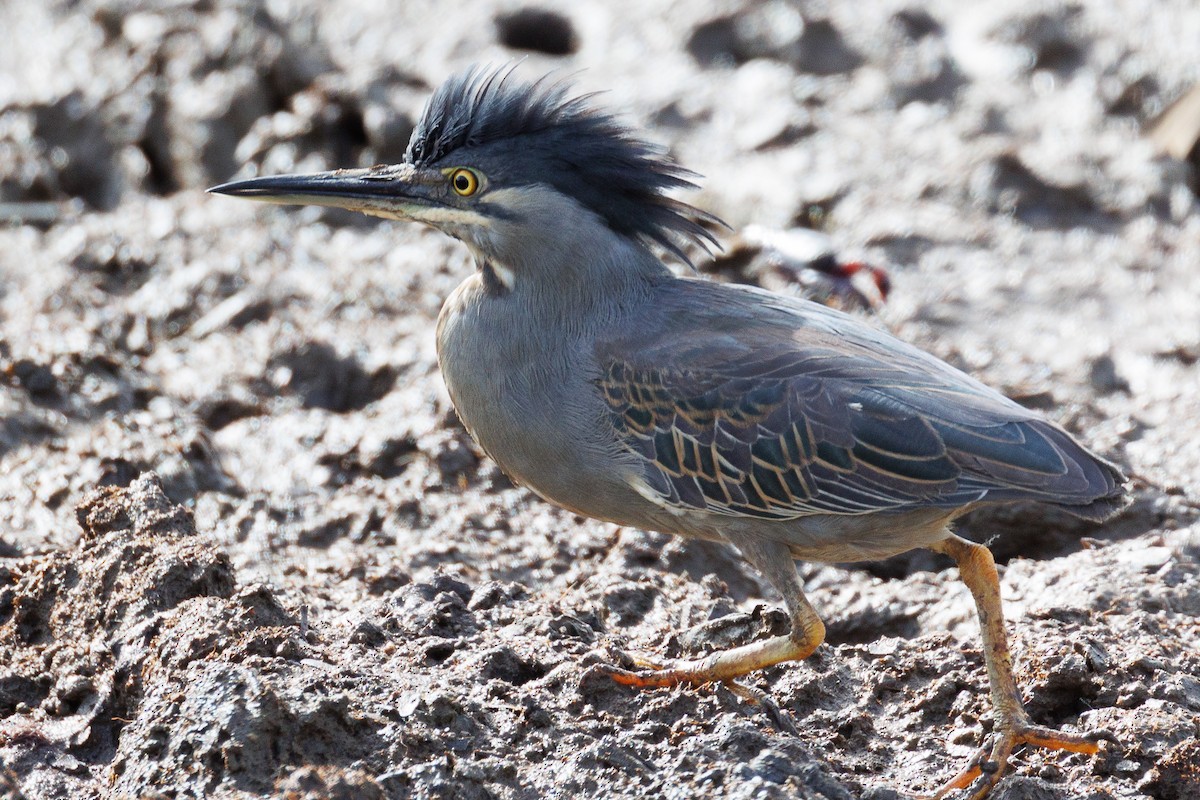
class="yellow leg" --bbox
[598,537,825,687]
[599,617,824,687]
[928,535,1108,800]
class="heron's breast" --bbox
[437,282,653,522]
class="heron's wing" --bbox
[596,288,1117,520]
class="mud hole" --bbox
[2,1,1199,798]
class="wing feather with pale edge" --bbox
[597,316,1121,521]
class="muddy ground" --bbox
[1,1,1198,798]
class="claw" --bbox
[927,745,990,799]
[722,679,799,735]
[618,649,667,672]
[929,717,1112,800]
[590,653,800,733]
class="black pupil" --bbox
[455,173,470,191]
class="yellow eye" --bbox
[449,168,479,197]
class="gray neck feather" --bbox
[464,185,671,331]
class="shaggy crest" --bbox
[405,65,722,263]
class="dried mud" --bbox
[2,1,1199,799]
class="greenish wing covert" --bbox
[597,351,1083,520]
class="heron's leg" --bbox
[927,534,1107,800]
[600,538,825,688]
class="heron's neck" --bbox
[466,186,672,327]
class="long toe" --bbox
[928,734,1012,800]
[1015,722,1109,754]
[599,631,819,689]
[604,645,669,673]
[593,654,724,689]
[722,679,799,735]
[588,657,799,732]
[928,718,1108,800]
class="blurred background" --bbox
[4,0,1199,224]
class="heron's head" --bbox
[210,65,719,287]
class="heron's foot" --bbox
[596,645,668,674]
[587,648,799,734]
[721,678,799,735]
[594,632,817,689]
[929,718,1113,800]
[589,653,715,689]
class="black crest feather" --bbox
[405,65,722,263]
